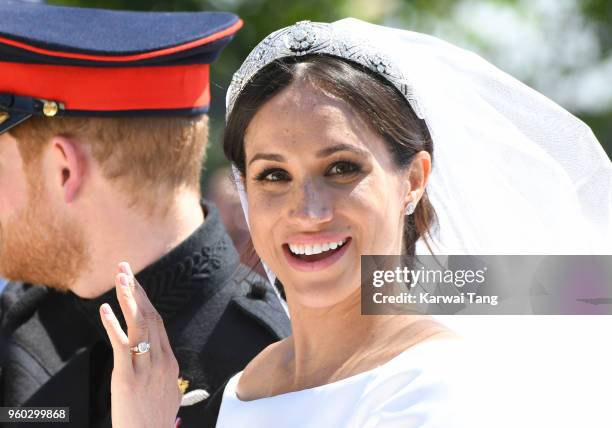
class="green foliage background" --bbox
[48,0,612,186]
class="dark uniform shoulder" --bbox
[0,282,49,333]
[229,265,291,340]
[168,263,290,376]
[0,282,50,403]
[168,265,290,427]
[0,282,93,422]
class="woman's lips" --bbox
[282,237,352,272]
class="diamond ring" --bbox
[129,341,151,355]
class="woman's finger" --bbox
[132,276,166,364]
[117,263,163,366]
[99,303,132,376]
[115,271,154,370]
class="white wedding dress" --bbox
[216,338,488,428]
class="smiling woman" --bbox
[210,24,474,425]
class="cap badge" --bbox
[42,100,60,117]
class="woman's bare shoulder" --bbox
[235,337,294,401]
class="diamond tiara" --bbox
[226,20,424,120]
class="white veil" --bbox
[226,18,612,298]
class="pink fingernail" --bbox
[121,262,134,277]
[101,304,112,315]
[119,274,130,288]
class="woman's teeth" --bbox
[288,239,347,256]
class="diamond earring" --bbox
[405,202,416,216]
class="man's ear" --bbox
[51,136,87,203]
[403,151,431,209]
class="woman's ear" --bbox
[403,150,431,211]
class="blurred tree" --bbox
[581,0,612,54]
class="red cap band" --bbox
[0,61,210,112]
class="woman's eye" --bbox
[255,169,290,182]
[327,161,361,176]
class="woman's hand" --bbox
[99,262,182,428]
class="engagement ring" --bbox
[129,342,151,355]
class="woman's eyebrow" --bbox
[247,144,369,166]
[316,143,370,158]
[248,153,285,166]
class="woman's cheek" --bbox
[247,192,283,263]
[350,175,400,254]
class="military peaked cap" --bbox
[0,0,242,133]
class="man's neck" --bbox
[70,190,205,299]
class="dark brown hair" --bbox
[223,54,437,256]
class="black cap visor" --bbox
[0,110,32,135]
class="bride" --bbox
[98,19,611,428]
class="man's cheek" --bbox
[0,187,26,219]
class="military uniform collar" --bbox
[73,200,240,340]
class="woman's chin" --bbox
[287,278,361,309]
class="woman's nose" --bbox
[288,178,333,225]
